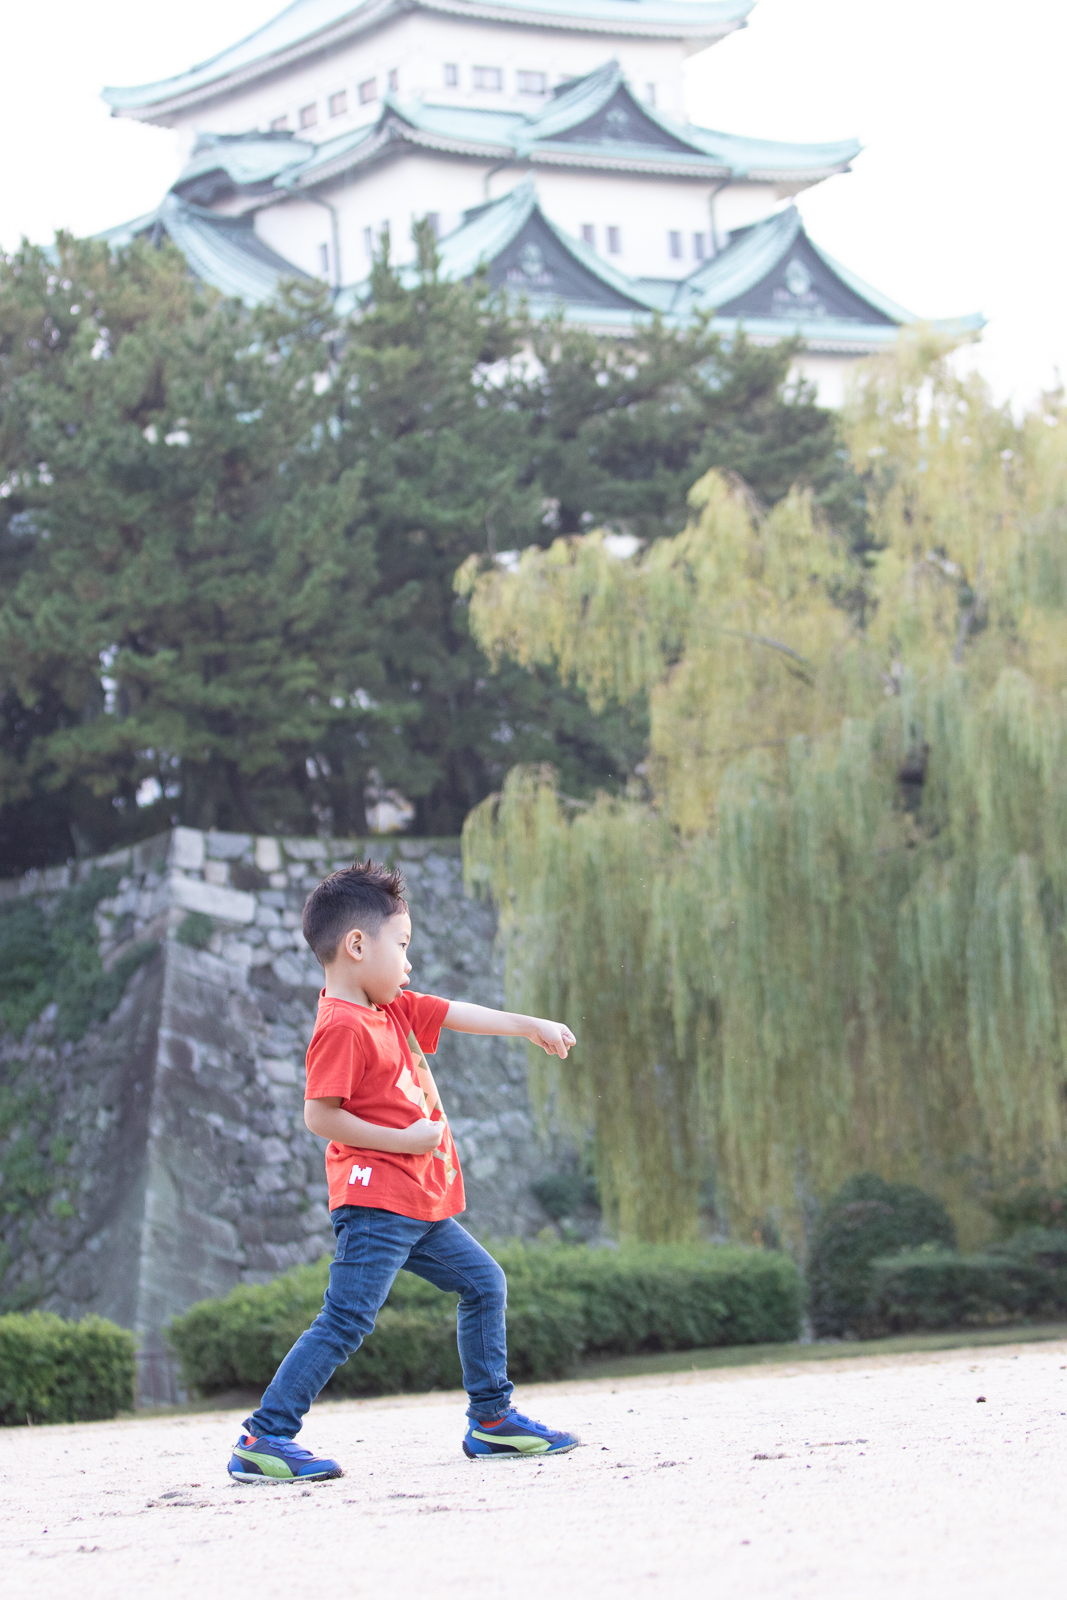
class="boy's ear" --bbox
[342,927,365,961]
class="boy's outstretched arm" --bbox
[443,1001,576,1059]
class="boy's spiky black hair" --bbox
[302,858,408,965]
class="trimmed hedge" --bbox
[167,1242,800,1398]
[0,1312,136,1425]
[495,1242,801,1355]
[866,1230,1067,1334]
[808,1173,956,1337]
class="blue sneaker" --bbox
[227,1430,343,1483]
[463,1408,580,1459]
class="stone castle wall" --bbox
[0,829,563,1394]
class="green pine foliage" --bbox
[0,1311,136,1425]
[0,226,852,867]
[521,314,860,544]
[166,1241,800,1396]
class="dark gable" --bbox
[548,86,696,155]
[717,232,896,326]
[486,212,642,310]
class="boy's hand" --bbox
[397,1118,446,1154]
[524,1018,577,1059]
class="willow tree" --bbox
[459,334,1067,1244]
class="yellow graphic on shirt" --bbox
[399,1031,459,1187]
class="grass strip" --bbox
[575,1320,1067,1381]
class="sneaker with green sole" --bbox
[463,1408,580,1459]
[227,1430,343,1483]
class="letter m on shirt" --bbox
[349,1164,373,1187]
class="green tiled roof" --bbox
[437,176,651,307]
[103,0,751,116]
[102,194,314,304]
[675,208,911,321]
[100,175,982,357]
[175,132,314,195]
[250,65,858,197]
[507,60,858,175]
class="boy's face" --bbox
[338,910,412,1005]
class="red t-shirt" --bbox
[304,988,465,1221]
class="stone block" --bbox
[203,860,230,886]
[262,1057,299,1085]
[170,874,256,924]
[258,1137,291,1165]
[170,828,205,871]
[191,1213,242,1260]
[219,938,256,972]
[254,1166,288,1193]
[205,831,253,860]
[255,837,282,873]
[271,951,321,989]
[283,838,330,861]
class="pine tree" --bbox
[0,226,861,865]
[0,236,382,851]
[520,312,859,543]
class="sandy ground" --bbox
[3,1339,1067,1600]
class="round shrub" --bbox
[808,1172,956,1337]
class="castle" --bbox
[103,1,979,401]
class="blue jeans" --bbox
[248,1207,513,1439]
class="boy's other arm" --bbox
[304,1098,444,1154]
[442,1001,576,1059]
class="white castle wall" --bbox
[254,159,790,285]
[166,13,691,156]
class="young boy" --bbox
[228,859,579,1482]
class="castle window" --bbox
[329,90,347,117]
[299,103,318,129]
[693,232,706,261]
[473,66,503,91]
[607,226,621,255]
[668,231,682,259]
[318,243,330,277]
[581,224,595,248]
[388,69,399,92]
[517,71,547,95]
[645,83,656,106]
[427,212,441,238]
[364,226,374,257]
[444,63,459,87]
[358,78,377,105]
[270,114,289,131]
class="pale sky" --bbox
[1,0,1061,409]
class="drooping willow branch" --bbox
[462,336,1067,1244]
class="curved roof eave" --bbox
[270,100,857,195]
[103,0,752,119]
[156,193,315,303]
